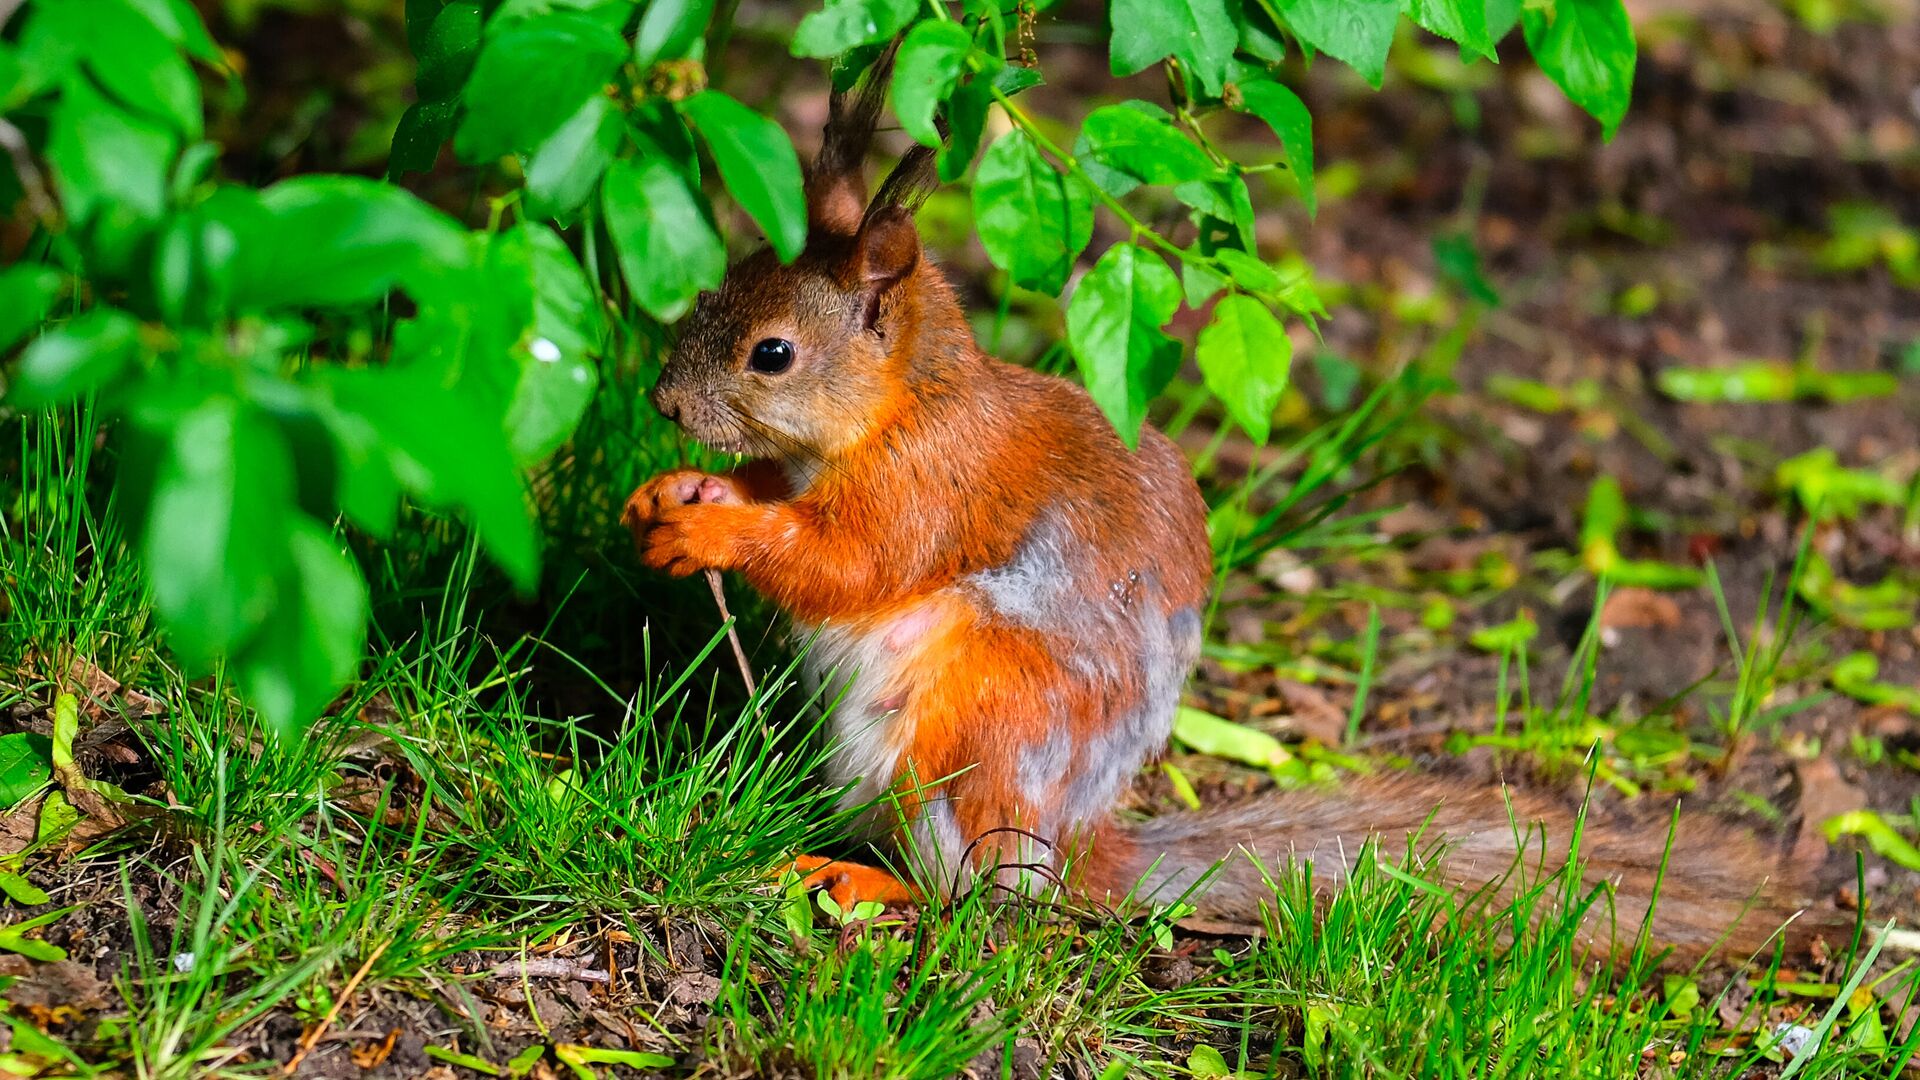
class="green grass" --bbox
[3,391,1919,1080]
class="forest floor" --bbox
[2,0,1920,1077]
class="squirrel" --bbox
[621,56,1835,965]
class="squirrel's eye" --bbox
[748,338,795,374]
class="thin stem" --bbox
[705,568,759,703]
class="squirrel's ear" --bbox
[852,206,920,322]
[851,142,935,299]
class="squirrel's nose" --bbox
[650,383,681,424]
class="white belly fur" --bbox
[796,602,943,810]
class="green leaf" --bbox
[328,367,540,590]
[0,735,53,810]
[1470,613,1538,653]
[937,75,993,182]
[1181,258,1229,307]
[631,97,702,178]
[0,931,65,963]
[506,1044,547,1078]
[0,871,49,907]
[231,520,368,739]
[390,97,460,176]
[555,1046,677,1069]
[1233,78,1315,216]
[1078,102,1214,190]
[1187,1043,1233,1078]
[1173,706,1290,767]
[76,0,203,138]
[487,0,637,35]
[892,20,973,148]
[453,13,626,162]
[1066,242,1182,447]
[506,227,602,462]
[6,308,141,410]
[415,0,482,99]
[233,176,470,309]
[153,185,260,325]
[384,233,534,419]
[27,0,204,139]
[634,0,713,65]
[1523,0,1636,139]
[425,1047,502,1076]
[525,226,604,363]
[601,156,725,321]
[1195,294,1292,443]
[1215,247,1279,292]
[34,792,78,852]
[525,94,622,216]
[993,65,1043,96]
[49,695,76,775]
[122,0,222,62]
[1233,0,1288,62]
[46,75,177,228]
[1432,232,1500,305]
[142,398,296,667]
[407,0,447,52]
[1824,810,1920,873]
[1269,0,1399,87]
[1109,0,1235,96]
[972,130,1093,296]
[1408,0,1496,59]
[0,266,61,354]
[678,91,808,262]
[792,0,917,58]
[306,384,401,540]
[1486,0,1523,38]
[1175,173,1255,249]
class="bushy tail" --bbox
[1096,775,1838,965]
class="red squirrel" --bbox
[621,59,1830,963]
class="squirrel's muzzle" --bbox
[649,377,686,426]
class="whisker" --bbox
[719,399,880,502]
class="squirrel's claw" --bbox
[625,470,749,575]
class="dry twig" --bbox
[486,956,613,985]
[705,568,758,699]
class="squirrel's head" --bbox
[651,51,943,464]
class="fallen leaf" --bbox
[1275,680,1347,744]
[27,650,163,720]
[351,1026,402,1069]
[9,960,107,1011]
[1600,587,1683,631]
[1795,757,1867,865]
[1172,707,1292,768]
[0,797,42,860]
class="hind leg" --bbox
[879,620,1091,899]
[789,854,917,910]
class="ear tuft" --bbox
[806,177,868,237]
[804,48,896,237]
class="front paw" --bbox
[641,503,740,577]
[622,470,744,539]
